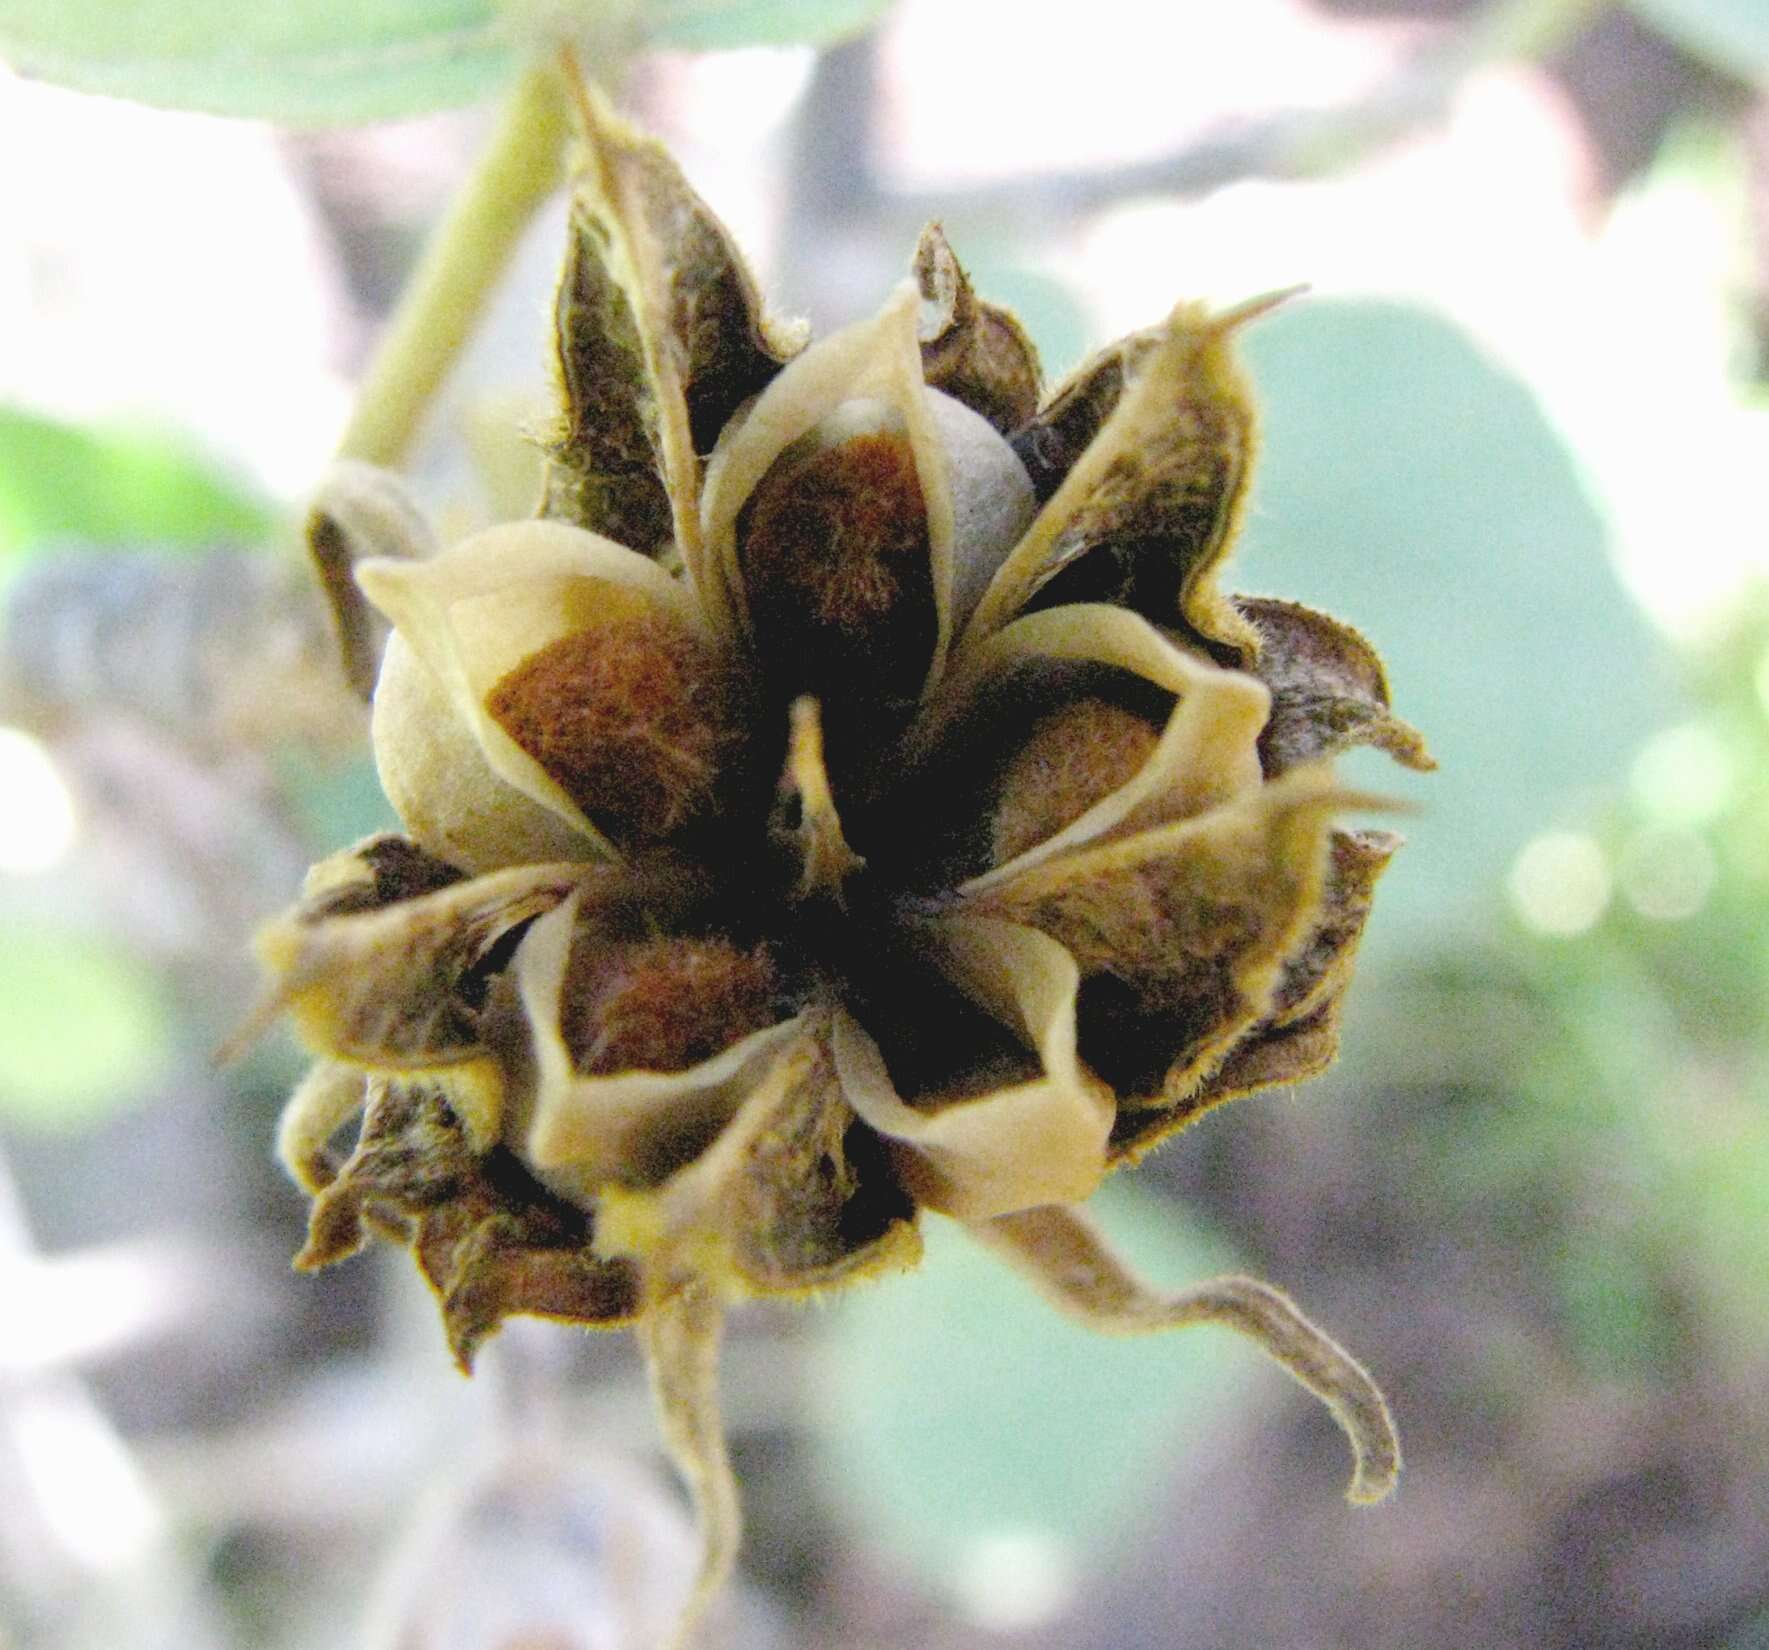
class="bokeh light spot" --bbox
[1508,832,1611,936]
[953,1527,1077,1632]
[0,725,77,873]
[1630,721,1733,826]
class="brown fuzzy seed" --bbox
[992,697,1159,865]
[738,428,935,698]
[561,935,780,1076]
[485,611,731,843]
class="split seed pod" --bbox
[264,75,1432,1650]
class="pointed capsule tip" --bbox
[557,41,596,129]
[1211,282,1311,337]
[213,988,284,1069]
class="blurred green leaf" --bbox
[644,0,892,48]
[1624,0,1769,81]
[810,1182,1247,1603]
[1552,1228,1681,1376]
[1236,300,1676,946]
[0,0,894,124]
[0,0,515,123]
[0,407,271,561]
[0,926,173,1129]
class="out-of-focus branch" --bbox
[336,61,572,469]
[791,0,1614,249]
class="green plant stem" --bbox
[337,60,571,468]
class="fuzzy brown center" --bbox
[485,611,731,844]
[562,935,780,1075]
[737,430,936,701]
[991,697,1159,865]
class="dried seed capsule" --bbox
[991,696,1161,865]
[358,521,736,862]
[561,933,780,1078]
[261,78,1425,1640]
[373,632,592,874]
[485,607,736,846]
[737,397,936,715]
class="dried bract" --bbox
[265,80,1432,1648]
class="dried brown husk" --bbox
[912,223,1043,435]
[1185,825,1401,1110]
[834,915,1112,1219]
[544,86,804,555]
[255,859,595,1150]
[297,1078,640,1369]
[967,766,1364,1138]
[593,1029,922,1301]
[963,295,1285,659]
[1238,596,1434,777]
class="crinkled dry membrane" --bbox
[360,521,727,870]
[725,385,1035,672]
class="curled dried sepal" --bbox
[592,1033,921,1301]
[834,919,1113,1219]
[968,1203,1400,1505]
[299,1079,640,1370]
[1189,994,1346,1108]
[295,833,466,920]
[1239,597,1435,777]
[638,1284,738,1650]
[966,292,1298,657]
[275,1060,366,1194]
[252,861,593,1149]
[1263,826,1401,1031]
[1182,827,1400,1113]
[968,767,1362,1116]
[305,461,436,701]
[913,223,1043,434]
